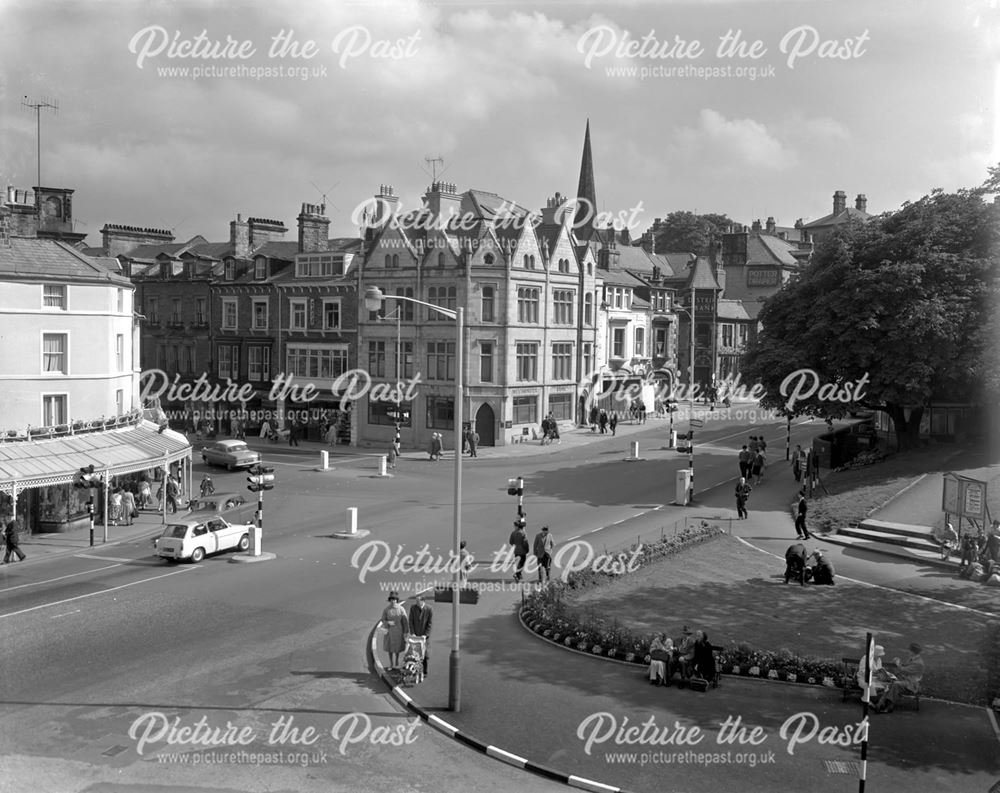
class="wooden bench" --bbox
[840,656,920,710]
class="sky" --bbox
[1,0,996,248]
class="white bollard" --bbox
[250,526,262,557]
[320,450,329,470]
[378,455,388,477]
[630,441,639,459]
[346,507,358,535]
[670,430,678,449]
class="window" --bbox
[248,346,271,382]
[582,342,593,379]
[427,341,456,380]
[584,293,593,325]
[224,261,235,281]
[222,298,238,329]
[480,341,494,383]
[399,341,414,378]
[722,324,734,348]
[516,342,538,381]
[427,286,456,320]
[523,254,532,269]
[42,394,67,426]
[148,297,159,324]
[552,342,573,380]
[286,346,349,379]
[218,345,239,379]
[394,288,414,321]
[549,393,573,420]
[117,289,125,313]
[392,254,399,268]
[43,284,66,310]
[323,298,342,330]
[557,258,570,273]
[290,299,308,330]
[254,258,267,280]
[634,327,645,356]
[384,254,391,268]
[517,287,539,324]
[437,252,445,268]
[654,327,668,357]
[196,298,206,325]
[43,333,67,373]
[607,287,630,309]
[170,298,181,324]
[512,395,537,424]
[481,285,495,322]
[738,324,749,347]
[369,399,412,427]
[612,327,625,358]
[368,341,386,378]
[296,253,345,277]
[115,389,124,415]
[426,396,455,430]
[116,334,125,371]
[553,290,574,324]
[252,298,269,330]
[183,346,195,373]
[167,345,178,372]
[156,345,166,370]
[587,261,593,276]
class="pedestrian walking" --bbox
[121,487,137,526]
[408,593,433,676]
[638,400,647,424]
[381,592,409,670]
[200,474,215,497]
[429,432,443,461]
[751,450,765,486]
[795,489,812,539]
[533,525,555,583]
[288,420,300,447]
[138,477,152,510]
[387,442,398,470]
[2,513,26,563]
[599,410,608,434]
[748,435,760,455]
[589,405,599,432]
[467,428,478,457]
[166,475,180,514]
[458,540,474,585]
[735,478,751,519]
[609,414,618,436]
[509,520,530,582]
[109,487,123,526]
[738,445,751,479]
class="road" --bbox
[0,413,847,792]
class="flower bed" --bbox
[519,523,848,690]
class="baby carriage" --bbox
[400,636,426,687]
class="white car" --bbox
[154,517,252,563]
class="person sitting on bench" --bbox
[858,644,891,704]
[692,630,717,685]
[874,643,924,713]
[675,626,696,682]
[648,633,674,686]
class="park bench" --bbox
[840,655,920,711]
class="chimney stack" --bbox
[297,202,330,253]
[230,213,250,259]
[765,216,776,234]
[855,194,867,213]
[833,190,847,214]
[751,219,762,232]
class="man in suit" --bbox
[408,593,433,676]
[784,543,808,586]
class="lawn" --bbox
[562,534,996,705]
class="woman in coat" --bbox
[381,592,409,670]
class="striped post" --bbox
[688,431,695,502]
[859,631,873,793]
[786,412,791,461]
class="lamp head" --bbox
[364,285,385,313]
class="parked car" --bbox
[184,492,254,523]
[201,439,261,470]
[154,516,252,563]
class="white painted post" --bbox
[320,450,329,470]
[629,441,639,459]
[346,507,358,535]
[378,455,388,477]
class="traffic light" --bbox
[74,465,100,489]
[507,477,523,496]
[247,464,275,493]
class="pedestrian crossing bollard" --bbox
[630,441,639,459]
[377,455,389,477]
[320,450,329,470]
[670,430,678,449]
[346,507,358,535]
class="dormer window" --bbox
[254,258,267,280]
[224,260,235,281]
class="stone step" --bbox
[838,525,943,553]
[822,532,956,570]
[858,519,938,540]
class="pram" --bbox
[399,636,426,687]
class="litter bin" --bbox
[676,469,692,505]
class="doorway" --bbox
[475,403,496,446]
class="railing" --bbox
[590,513,735,559]
[1,408,146,443]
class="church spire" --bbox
[574,119,597,237]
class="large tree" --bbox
[741,173,999,448]
[651,211,732,253]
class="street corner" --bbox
[229,551,278,563]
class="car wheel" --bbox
[227,463,234,471]
[238,534,249,552]
[190,547,205,563]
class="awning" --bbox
[0,420,191,493]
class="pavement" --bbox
[369,449,1000,793]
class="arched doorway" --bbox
[475,403,496,446]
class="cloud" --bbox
[672,109,791,169]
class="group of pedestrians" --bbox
[508,520,555,584]
[737,436,767,485]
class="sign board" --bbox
[690,419,704,428]
[942,472,987,521]
[504,420,513,429]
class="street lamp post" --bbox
[364,285,465,711]
[378,305,403,427]
[673,303,697,502]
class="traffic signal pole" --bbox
[247,463,275,557]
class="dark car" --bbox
[184,492,254,523]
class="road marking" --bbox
[74,553,134,563]
[50,609,81,619]
[0,567,194,620]
[0,563,123,592]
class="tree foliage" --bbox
[652,211,732,254]
[741,172,999,446]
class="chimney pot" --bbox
[855,194,867,212]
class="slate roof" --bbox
[803,206,872,228]
[747,234,800,267]
[0,238,131,285]
[685,255,721,291]
[602,268,648,288]
[716,299,752,321]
